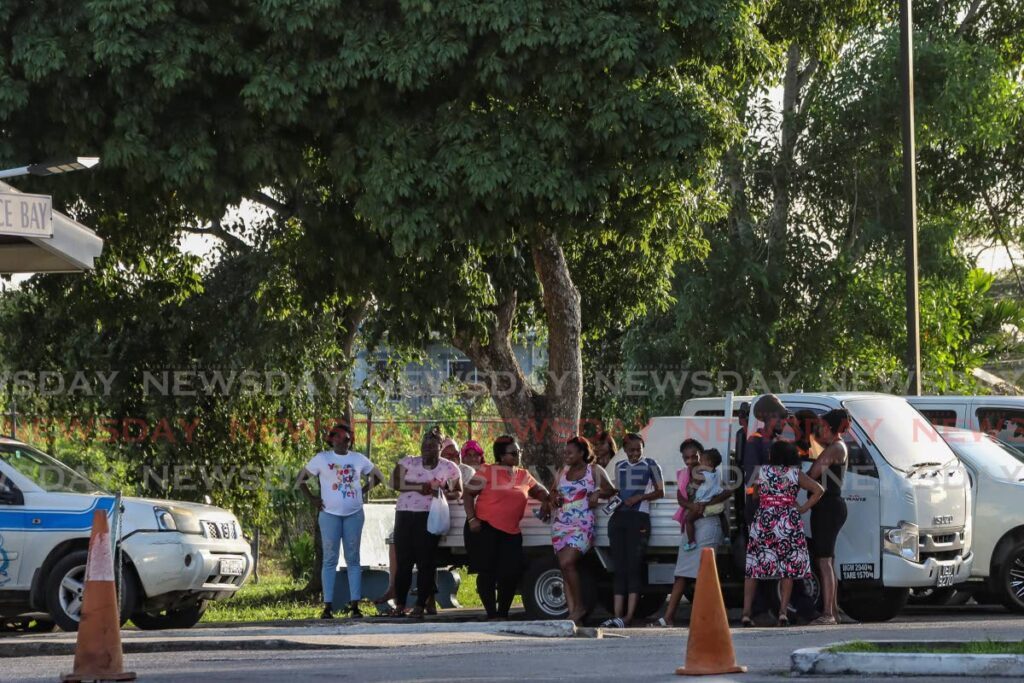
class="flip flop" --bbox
[740,616,754,628]
[600,617,625,628]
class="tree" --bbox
[618,0,1024,414]
[1,1,772,476]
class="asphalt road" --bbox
[3,606,1022,682]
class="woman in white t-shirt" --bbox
[298,422,384,619]
[390,427,462,618]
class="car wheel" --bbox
[997,539,1024,613]
[131,602,207,630]
[521,556,598,620]
[45,550,135,632]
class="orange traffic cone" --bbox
[675,547,747,676]
[61,510,136,682]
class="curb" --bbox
[792,642,1024,678]
[1,638,375,658]
[1,620,583,659]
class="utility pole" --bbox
[900,0,922,396]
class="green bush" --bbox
[284,532,316,581]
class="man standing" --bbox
[298,422,385,619]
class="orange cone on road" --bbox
[61,509,136,682]
[675,547,747,676]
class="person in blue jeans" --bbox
[298,422,384,619]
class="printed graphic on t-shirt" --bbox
[328,462,359,500]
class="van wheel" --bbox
[521,556,597,620]
[997,539,1024,613]
[838,587,909,623]
[45,550,136,632]
[131,602,207,630]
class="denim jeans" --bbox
[319,508,365,604]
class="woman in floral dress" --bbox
[742,440,824,626]
[550,436,616,623]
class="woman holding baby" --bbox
[658,439,732,627]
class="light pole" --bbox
[900,0,922,396]
[0,156,100,180]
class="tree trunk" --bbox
[454,231,583,485]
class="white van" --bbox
[0,437,252,631]
[679,392,975,622]
[935,427,1024,613]
[907,395,1024,453]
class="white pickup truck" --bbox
[0,437,252,631]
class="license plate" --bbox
[220,558,245,576]
[936,564,956,588]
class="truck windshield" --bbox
[844,397,958,473]
[943,432,1024,483]
[0,444,106,494]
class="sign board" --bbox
[0,191,53,238]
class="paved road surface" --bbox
[3,607,1021,682]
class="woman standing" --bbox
[742,440,823,627]
[297,422,385,619]
[464,435,551,619]
[807,409,850,625]
[660,440,732,626]
[550,436,616,623]
[390,428,462,618]
[601,433,664,628]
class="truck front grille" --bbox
[202,520,240,540]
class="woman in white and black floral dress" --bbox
[742,440,824,626]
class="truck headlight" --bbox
[883,521,920,563]
[154,507,177,531]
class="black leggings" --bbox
[609,510,650,596]
[470,521,523,618]
[394,510,441,608]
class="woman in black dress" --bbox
[808,409,850,625]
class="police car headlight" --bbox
[883,521,919,563]
[154,507,177,531]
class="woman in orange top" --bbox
[464,434,551,619]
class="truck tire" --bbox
[996,538,1024,613]
[131,602,207,630]
[45,550,136,632]
[521,556,597,620]
[838,587,909,623]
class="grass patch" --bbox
[202,566,507,623]
[831,641,1024,656]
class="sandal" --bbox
[408,606,426,620]
[776,615,790,627]
[373,602,403,618]
[600,617,625,628]
[740,615,754,628]
[809,615,837,626]
[649,617,672,628]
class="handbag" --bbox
[426,489,451,536]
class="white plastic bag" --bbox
[427,489,451,536]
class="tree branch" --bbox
[249,190,295,219]
[181,219,249,252]
[957,0,988,36]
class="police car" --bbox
[0,437,252,631]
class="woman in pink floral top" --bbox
[550,436,616,623]
[390,428,462,617]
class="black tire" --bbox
[908,586,956,606]
[839,587,909,623]
[996,539,1024,613]
[131,602,207,630]
[45,550,136,632]
[521,556,597,620]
